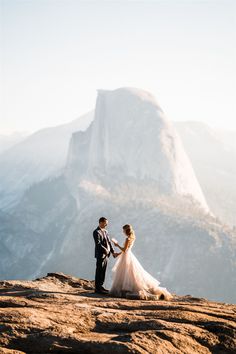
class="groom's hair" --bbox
[99,217,107,223]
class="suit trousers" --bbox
[95,255,108,290]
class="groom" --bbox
[93,217,118,294]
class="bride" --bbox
[109,224,172,300]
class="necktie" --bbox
[102,229,110,253]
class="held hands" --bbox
[104,248,119,258]
[111,238,120,257]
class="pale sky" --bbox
[0,0,236,135]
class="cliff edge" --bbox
[0,272,235,353]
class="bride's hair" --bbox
[123,224,135,239]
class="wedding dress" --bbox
[109,237,172,300]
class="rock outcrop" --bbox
[0,272,235,353]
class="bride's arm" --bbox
[116,238,129,252]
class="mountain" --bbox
[0,272,235,354]
[65,88,209,212]
[1,110,235,228]
[0,175,77,281]
[216,128,236,153]
[0,112,93,211]
[174,121,236,227]
[0,131,29,154]
[2,87,235,304]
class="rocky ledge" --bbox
[0,272,235,354]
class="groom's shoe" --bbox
[101,286,109,293]
[95,286,109,294]
[95,288,109,294]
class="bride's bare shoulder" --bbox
[127,235,135,245]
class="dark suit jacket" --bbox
[93,226,115,259]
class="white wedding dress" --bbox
[109,237,172,300]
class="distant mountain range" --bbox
[0,131,29,154]
[0,111,93,210]
[174,121,236,227]
[0,103,235,227]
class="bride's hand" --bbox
[111,237,118,246]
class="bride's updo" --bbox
[123,224,135,240]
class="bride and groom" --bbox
[93,217,172,300]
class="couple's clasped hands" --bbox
[111,238,121,258]
[103,248,119,258]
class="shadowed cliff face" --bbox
[0,273,235,354]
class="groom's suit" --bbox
[93,226,115,290]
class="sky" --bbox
[0,0,236,135]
